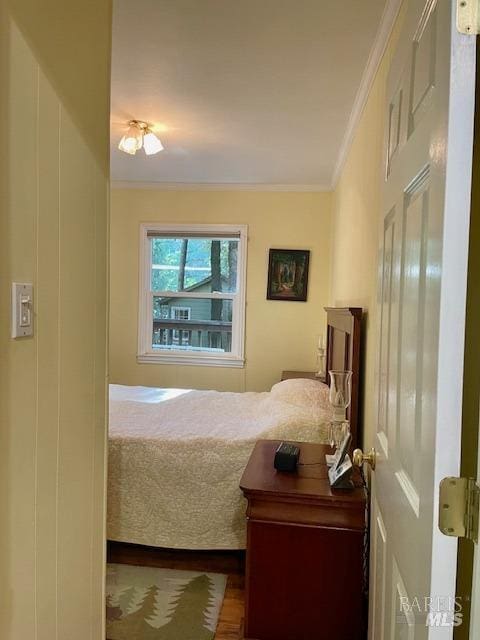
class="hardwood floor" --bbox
[215,572,245,640]
[107,541,245,640]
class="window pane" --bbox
[152,296,233,353]
[150,237,238,293]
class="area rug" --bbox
[106,563,227,640]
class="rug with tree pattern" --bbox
[106,563,227,640]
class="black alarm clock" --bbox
[273,442,300,472]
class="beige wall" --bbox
[110,189,332,391]
[0,2,110,639]
[330,6,405,448]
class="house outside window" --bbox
[138,223,247,367]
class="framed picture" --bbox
[266,249,310,302]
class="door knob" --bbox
[352,447,377,471]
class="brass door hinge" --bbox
[439,477,479,544]
[457,0,480,34]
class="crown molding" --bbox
[330,0,402,189]
[110,180,331,192]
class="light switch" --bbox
[12,283,33,338]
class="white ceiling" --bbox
[111,0,389,188]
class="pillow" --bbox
[270,378,331,411]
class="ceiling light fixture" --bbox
[118,120,164,156]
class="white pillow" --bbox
[270,378,331,411]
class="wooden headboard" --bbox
[324,307,362,448]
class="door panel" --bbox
[388,88,403,173]
[370,494,387,640]
[408,3,437,135]
[369,1,475,638]
[391,559,415,640]
[378,209,396,459]
[397,170,429,510]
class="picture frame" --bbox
[266,248,310,302]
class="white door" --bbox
[369,1,475,638]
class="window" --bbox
[171,307,191,346]
[138,223,247,367]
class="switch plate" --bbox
[12,283,33,338]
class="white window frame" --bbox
[171,306,191,345]
[137,223,247,368]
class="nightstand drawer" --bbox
[246,494,366,530]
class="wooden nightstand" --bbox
[281,370,324,382]
[239,440,367,640]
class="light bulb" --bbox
[143,130,164,155]
[118,124,143,155]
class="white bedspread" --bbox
[108,383,331,550]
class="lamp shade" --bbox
[143,131,164,155]
[118,124,143,155]
[328,370,352,422]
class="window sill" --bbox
[137,353,245,368]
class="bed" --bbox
[107,307,362,550]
